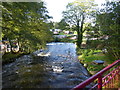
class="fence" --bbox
[73,60,120,90]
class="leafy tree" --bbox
[85,24,102,49]
[54,22,59,29]
[94,1,120,59]
[47,21,54,29]
[62,0,96,48]
[91,1,120,59]
[1,2,53,52]
[57,19,70,30]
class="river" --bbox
[2,42,91,88]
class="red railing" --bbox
[73,59,120,90]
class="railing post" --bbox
[118,66,120,87]
[98,75,102,90]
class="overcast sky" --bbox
[43,0,105,22]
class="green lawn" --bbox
[78,49,114,75]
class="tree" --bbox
[85,24,102,49]
[57,19,70,30]
[95,1,120,59]
[1,2,53,52]
[62,0,96,48]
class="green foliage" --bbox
[2,52,26,64]
[47,21,54,29]
[87,40,103,49]
[96,1,120,59]
[54,37,61,42]
[84,54,108,63]
[53,37,76,43]
[60,38,76,43]
[59,32,65,35]
[77,48,101,55]
[62,0,97,48]
[78,49,110,74]
[1,2,53,52]
[57,19,70,30]
[87,64,105,72]
[85,1,120,60]
[78,49,114,64]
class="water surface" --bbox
[2,42,91,88]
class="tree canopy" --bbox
[1,1,53,52]
[62,0,97,48]
[96,1,120,59]
[53,19,70,30]
[86,0,120,60]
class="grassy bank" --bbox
[54,36,76,43]
[77,49,115,75]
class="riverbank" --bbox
[2,52,30,65]
[54,35,76,43]
[77,49,114,75]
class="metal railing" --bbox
[73,60,120,90]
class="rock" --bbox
[15,71,19,74]
[93,60,104,65]
[83,63,88,67]
[89,71,97,75]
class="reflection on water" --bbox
[52,66,63,73]
[2,42,91,88]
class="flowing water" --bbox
[2,42,91,88]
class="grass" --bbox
[83,54,109,63]
[78,49,113,75]
[59,32,75,37]
[78,49,120,88]
[54,35,76,43]
[59,32,65,35]
[78,53,108,72]
[60,37,76,43]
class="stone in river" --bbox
[93,60,104,65]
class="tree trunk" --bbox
[9,39,13,53]
[77,20,81,48]
[76,15,84,48]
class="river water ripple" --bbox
[2,42,91,88]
